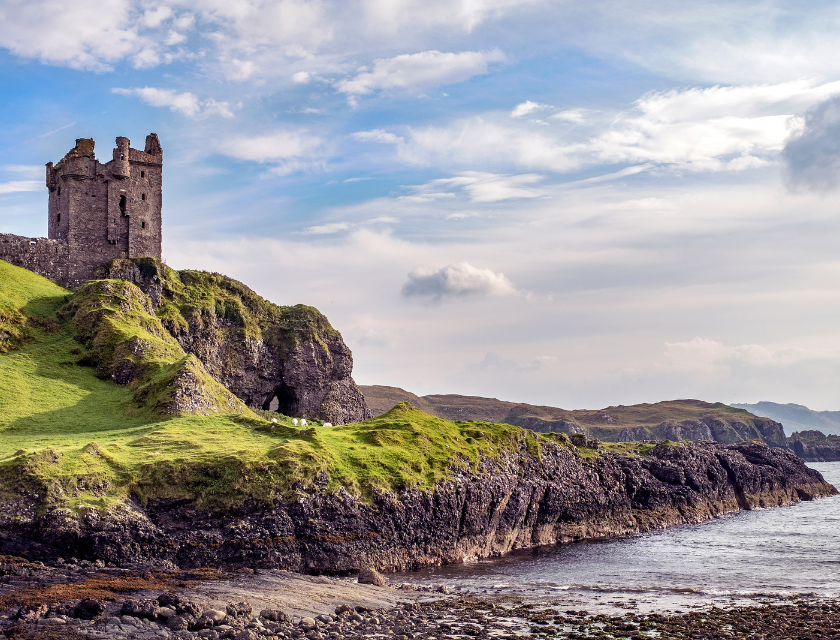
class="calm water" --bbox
[392,462,840,612]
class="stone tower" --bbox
[0,133,163,288]
[44,134,163,286]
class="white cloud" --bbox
[551,109,587,124]
[664,337,834,374]
[361,0,540,33]
[399,80,840,175]
[142,6,173,28]
[406,172,546,203]
[352,129,404,144]
[0,180,42,195]
[0,0,140,71]
[112,87,234,118]
[292,71,311,83]
[223,130,322,162]
[303,222,354,235]
[510,100,550,118]
[303,216,396,234]
[401,261,517,301]
[335,49,506,97]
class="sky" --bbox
[1,0,840,410]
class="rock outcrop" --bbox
[95,258,370,424]
[789,430,840,461]
[1,439,834,572]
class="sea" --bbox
[390,462,840,614]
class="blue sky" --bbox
[2,0,840,409]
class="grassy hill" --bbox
[1,260,589,514]
[360,386,785,447]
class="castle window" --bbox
[119,195,126,214]
[57,213,60,223]
[120,154,125,160]
[57,187,61,196]
[141,171,145,178]
[142,193,146,200]
[142,221,146,229]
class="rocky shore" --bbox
[1,559,838,640]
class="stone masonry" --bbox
[0,134,162,288]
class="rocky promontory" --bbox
[96,258,370,424]
[2,414,834,573]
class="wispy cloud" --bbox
[0,180,42,195]
[404,172,546,202]
[112,87,234,118]
[335,49,506,101]
[221,130,322,163]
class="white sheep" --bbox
[323,422,333,428]
[271,418,278,424]
[300,419,308,427]
[292,418,298,426]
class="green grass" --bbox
[1,260,582,513]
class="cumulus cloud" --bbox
[782,95,840,192]
[112,87,234,118]
[401,261,517,301]
[335,49,505,98]
[0,0,140,70]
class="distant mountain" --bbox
[729,402,840,436]
[359,386,789,449]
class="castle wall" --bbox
[38,134,164,288]
[0,234,71,287]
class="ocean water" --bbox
[391,462,840,612]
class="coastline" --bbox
[2,561,839,639]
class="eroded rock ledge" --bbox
[1,439,834,574]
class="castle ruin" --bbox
[0,134,162,288]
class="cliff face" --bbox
[789,430,840,462]
[96,259,370,424]
[3,440,833,572]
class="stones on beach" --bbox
[166,615,194,631]
[227,601,253,618]
[74,598,106,619]
[260,608,288,622]
[121,598,160,619]
[357,565,386,586]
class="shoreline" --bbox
[1,561,839,640]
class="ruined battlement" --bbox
[1,134,163,289]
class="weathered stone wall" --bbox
[0,234,70,287]
[20,134,165,289]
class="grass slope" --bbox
[1,260,595,514]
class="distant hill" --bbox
[730,402,840,436]
[359,386,789,449]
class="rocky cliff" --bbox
[96,258,369,424]
[2,435,833,573]
[789,430,840,462]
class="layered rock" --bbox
[2,439,833,572]
[95,258,369,424]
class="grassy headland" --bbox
[1,259,593,514]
